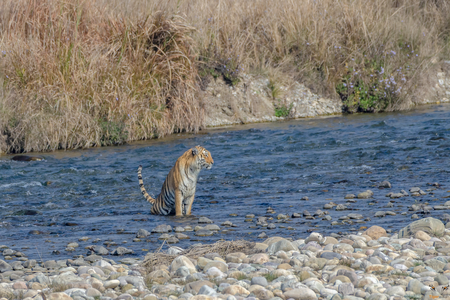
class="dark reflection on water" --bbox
[2,104,450,260]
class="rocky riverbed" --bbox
[2,216,450,300]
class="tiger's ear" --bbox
[192,147,199,156]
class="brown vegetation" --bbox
[143,240,260,273]
[1,0,449,153]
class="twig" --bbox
[156,240,166,253]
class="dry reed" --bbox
[1,0,449,153]
[142,240,260,273]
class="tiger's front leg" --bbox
[175,190,183,216]
[186,192,195,216]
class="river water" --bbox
[1,104,450,261]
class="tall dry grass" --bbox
[1,0,449,153]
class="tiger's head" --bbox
[192,145,214,170]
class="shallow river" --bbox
[2,104,450,261]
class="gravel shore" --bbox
[1,216,450,300]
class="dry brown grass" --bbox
[142,240,260,273]
[1,0,450,153]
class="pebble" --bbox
[152,224,172,233]
[379,181,391,188]
[198,217,213,224]
[2,214,450,300]
[137,228,151,238]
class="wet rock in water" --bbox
[204,224,220,231]
[347,213,363,220]
[221,221,233,226]
[14,209,40,216]
[89,245,108,255]
[136,229,150,238]
[409,187,426,196]
[434,205,448,210]
[335,204,347,211]
[158,233,171,240]
[301,196,309,201]
[167,237,179,244]
[292,213,301,218]
[152,224,172,233]
[67,242,79,248]
[63,222,78,226]
[12,155,43,161]
[277,214,288,220]
[198,217,213,224]
[379,181,391,188]
[267,224,276,230]
[266,207,275,213]
[111,247,134,256]
[303,210,311,217]
[388,192,405,198]
[258,232,268,238]
[374,211,386,217]
[246,214,255,219]
[78,237,89,241]
[2,249,15,256]
[357,190,374,199]
[411,214,419,219]
[323,215,332,221]
[195,230,213,237]
[175,233,190,239]
[398,217,445,238]
[173,226,185,232]
[323,202,336,209]
[344,194,355,199]
[313,209,325,217]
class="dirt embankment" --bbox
[200,62,450,128]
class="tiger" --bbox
[137,145,214,216]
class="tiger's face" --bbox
[193,146,214,169]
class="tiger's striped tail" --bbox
[137,165,156,204]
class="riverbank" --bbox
[1,0,450,154]
[1,217,450,300]
[201,63,450,128]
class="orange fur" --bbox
[137,145,213,216]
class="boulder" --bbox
[283,288,317,300]
[398,217,445,238]
[170,256,197,274]
[267,239,296,254]
[364,226,387,240]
